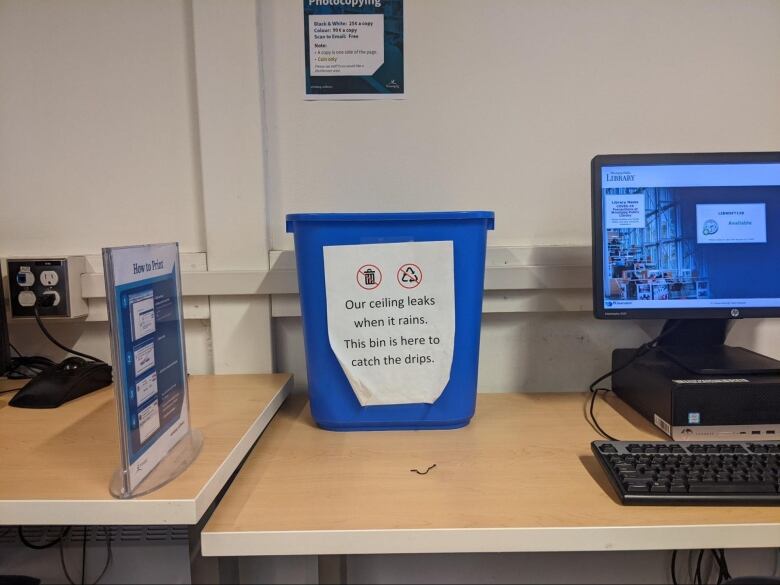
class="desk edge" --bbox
[201,523,780,556]
[193,376,293,522]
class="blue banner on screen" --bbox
[600,163,780,310]
[104,243,191,492]
[304,0,404,99]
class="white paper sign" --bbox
[605,194,646,228]
[696,203,767,244]
[308,14,384,77]
[323,241,455,406]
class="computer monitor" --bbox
[0,272,10,375]
[591,152,780,374]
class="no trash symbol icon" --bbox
[356,264,382,290]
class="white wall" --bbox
[0,0,214,372]
[0,0,205,255]
[263,0,780,393]
[260,0,780,249]
[3,0,780,377]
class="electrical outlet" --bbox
[7,257,88,318]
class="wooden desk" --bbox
[0,374,292,526]
[202,393,780,557]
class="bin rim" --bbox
[286,211,495,231]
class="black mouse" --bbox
[10,357,113,409]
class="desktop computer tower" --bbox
[612,348,780,441]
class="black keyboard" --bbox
[592,440,780,505]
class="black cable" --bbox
[18,525,70,550]
[2,343,56,380]
[671,550,678,585]
[59,526,112,585]
[587,388,618,441]
[19,525,109,585]
[4,355,57,380]
[695,549,705,584]
[81,526,87,585]
[92,527,113,585]
[32,305,103,363]
[585,340,654,440]
[586,321,685,441]
[712,549,731,583]
[59,534,77,585]
[721,549,731,581]
[713,549,724,584]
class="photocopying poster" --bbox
[304,0,404,99]
[104,243,191,493]
[323,241,455,406]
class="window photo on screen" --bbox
[599,162,780,311]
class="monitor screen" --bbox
[592,152,780,319]
[0,276,8,375]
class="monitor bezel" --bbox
[591,151,780,320]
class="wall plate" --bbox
[7,257,88,318]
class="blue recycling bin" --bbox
[286,211,495,431]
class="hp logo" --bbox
[731,308,740,318]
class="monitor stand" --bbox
[656,319,780,376]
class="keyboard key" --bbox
[688,482,776,494]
